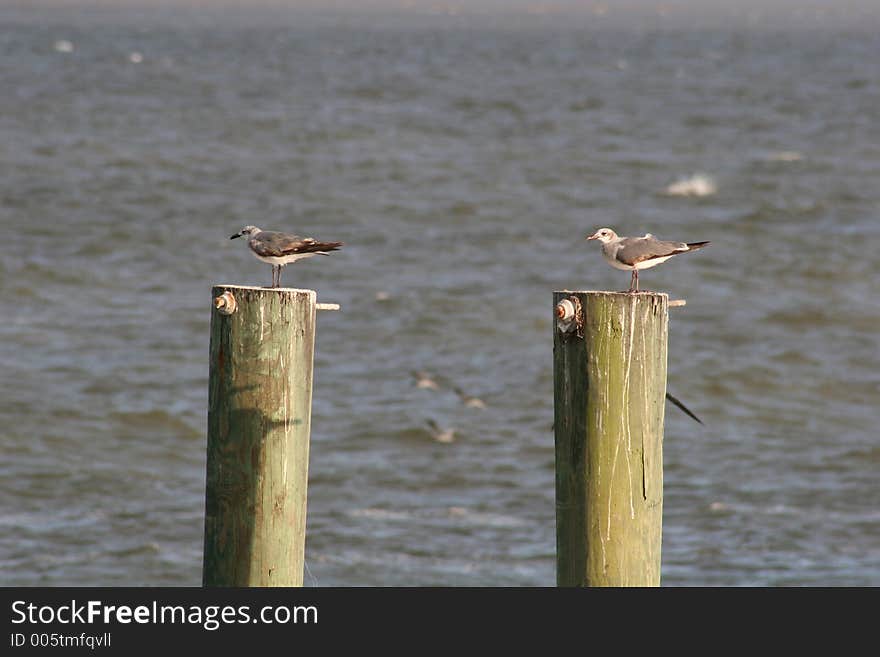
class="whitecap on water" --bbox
[663,173,717,197]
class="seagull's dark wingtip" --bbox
[666,391,704,425]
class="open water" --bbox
[1,3,878,586]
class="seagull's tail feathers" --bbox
[685,240,710,252]
[310,241,344,255]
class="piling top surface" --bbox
[214,284,317,294]
[555,290,669,299]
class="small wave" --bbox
[446,507,526,528]
[103,542,162,558]
[53,40,74,54]
[348,508,410,521]
[107,410,202,440]
[767,150,804,162]
[663,173,717,197]
[347,506,525,528]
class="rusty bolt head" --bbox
[555,299,575,322]
[214,290,237,315]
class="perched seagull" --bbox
[586,227,710,292]
[230,225,343,288]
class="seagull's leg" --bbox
[271,265,278,288]
[634,270,639,291]
[277,265,283,288]
[629,270,637,292]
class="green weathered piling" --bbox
[203,285,316,587]
[553,291,667,586]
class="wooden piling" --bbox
[553,291,667,586]
[203,284,316,587]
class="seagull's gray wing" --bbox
[615,236,689,266]
[251,232,342,257]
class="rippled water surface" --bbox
[1,5,879,586]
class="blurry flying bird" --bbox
[412,370,439,390]
[425,419,455,443]
[454,387,487,409]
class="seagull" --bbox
[665,391,703,425]
[412,370,439,390]
[425,419,455,444]
[586,227,709,291]
[453,387,487,409]
[230,225,343,288]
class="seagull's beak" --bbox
[230,232,242,240]
[586,233,598,241]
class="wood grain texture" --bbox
[554,291,667,587]
[203,285,316,587]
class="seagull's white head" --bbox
[586,227,618,243]
[230,225,262,240]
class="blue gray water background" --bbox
[1,4,879,586]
